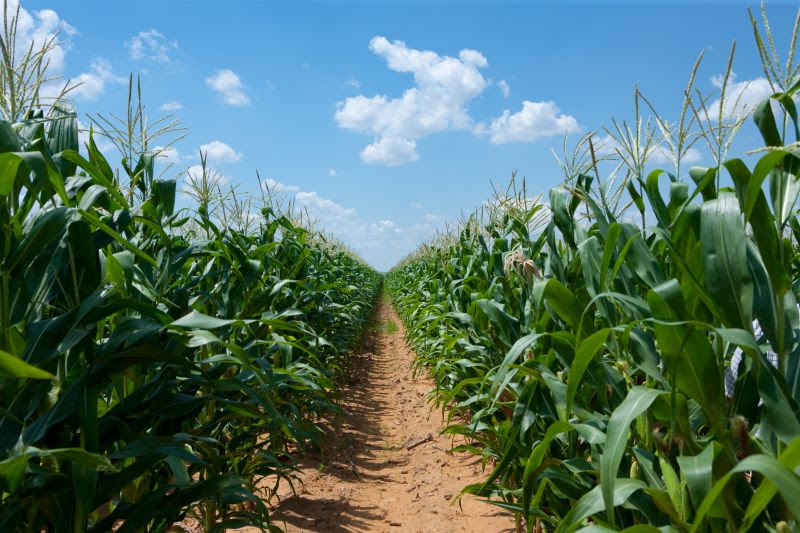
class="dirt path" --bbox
[267,298,513,533]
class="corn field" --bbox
[3,1,800,532]
[0,103,380,530]
[387,8,800,533]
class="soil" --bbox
[255,298,513,533]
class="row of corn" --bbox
[387,10,800,531]
[0,105,381,531]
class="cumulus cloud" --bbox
[8,1,76,75]
[498,79,510,98]
[328,168,338,176]
[6,2,130,105]
[263,178,300,194]
[160,101,183,111]
[206,69,250,106]
[262,178,447,270]
[198,140,242,162]
[484,100,580,144]
[335,36,489,165]
[649,146,702,166]
[127,29,177,63]
[707,72,773,121]
[68,58,125,100]
[360,136,419,166]
[296,190,357,219]
[154,146,181,164]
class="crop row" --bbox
[0,103,380,531]
[387,10,800,532]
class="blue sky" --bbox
[12,0,799,270]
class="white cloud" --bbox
[9,2,76,75]
[127,29,177,63]
[159,101,183,111]
[346,77,361,89]
[360,136,419,166]
[485,100,580,144]
[6,3,128,104]
[593,133,618,157]
[198,140,242,162]
[263,178,300,194]
[328,168,338,176]
[370,219,398,235]
[186,165,203,181]
[154,145,181,164]
[335,36,489,165]
[296,191,357,219]
[423,213,445,222]
[410,202,422,209]
[69,58,125,101]
[498,79,510,98]
[649,146,702,166]
[206,69,250,106]
[707,72,772,121]
[261,178,446,270]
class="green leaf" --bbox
[691,452,800,531]
[0,120,21,152]
[521,421,573,517]
[769,163,800,227]
[676,443,714,508]
[550,186,575,247]
[0,457,28,492]
[0,153,24,195]
[557,478,648,532]
[599,222,622,291]
[700,192,753,330]
[17,446,115,471]
[601,387,664,526]
[740,436,800,530]
[566,329,611,415]
[11,148,68,203]
[78,209,156,266]
[0,349,54,379]
[46,101,78,177]
[753,96,782,147]
[659,457,686,521]
[170,310,252,329]
[543,278,593,336]
[647,280,724,430]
